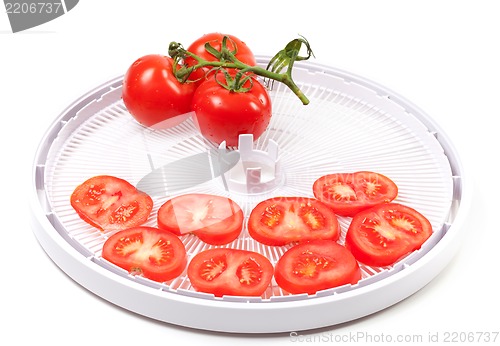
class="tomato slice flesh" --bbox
[313,171,398,217]
[157,194,243,245]
[274,240,361,295]
[188,248,273,297]
[199,254,227,281]
[292,252,336,278]
[248,197,340,246]
[70,175,153,231]
[102,226,187,282]
[236,257,264,286]
[345,203,433,267]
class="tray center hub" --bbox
[218,134,283,195]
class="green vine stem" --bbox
[168,36,314,105]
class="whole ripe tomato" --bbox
[122,54,196,128]
[191,73,272,146]
[185,32,256,84]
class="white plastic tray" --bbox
[30,57,469,333]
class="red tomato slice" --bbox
[345,203,433,267]
[102,226,187,282]
[274,240,361,295]
[247,197,340,246]
[187,248,273,297]
[157,194,244,245]
[313,171,398,217]
[70,175,153,231]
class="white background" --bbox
[2,0,499,345]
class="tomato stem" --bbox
[168,36,314,105]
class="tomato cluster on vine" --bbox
[122,33,272,146]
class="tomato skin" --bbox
[102,226,187,282]
[248,197,340,246]
[185,32,256,84]
[157,194,244,245]
[274,240,361,295]
[191,73,272,146]
[313,171,398,217]
[122,54,196,128]
[70,175,153,231]
[345,203,433,267]
[187,248,273,297]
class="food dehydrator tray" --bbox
[30,56,469,333]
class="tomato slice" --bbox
[187,248,273,297]
[313,171,398,217]
[157,194,244,245]
[247,197,340,246]
[274,240,361,295]
[70,175,153,231]
[102,226,187,282]
[345,203,433,267]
